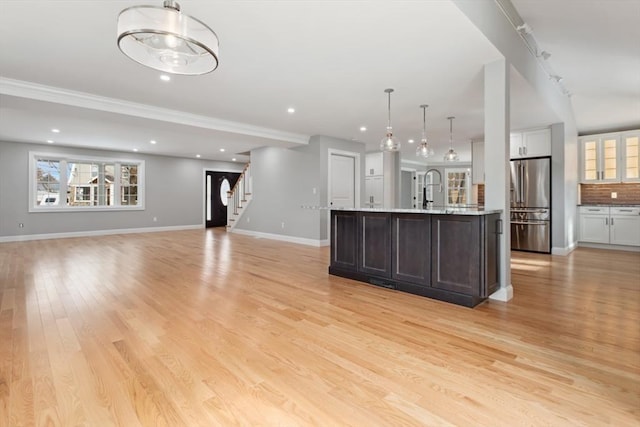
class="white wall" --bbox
[0,140,243,240]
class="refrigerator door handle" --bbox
[520,163,525,204]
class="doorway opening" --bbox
[205,171,241,228]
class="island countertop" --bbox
[331,206,503,216]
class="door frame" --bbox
[202,166,245,227]
[327,149,361,238]
[401,166,417,209]
[328,149,361,208]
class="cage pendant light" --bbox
[443,116,459,162]
[380,88,400,152]
[416,104,434,158]
[117,0,219,75]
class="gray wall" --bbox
[400,170,413,209]
[0,140,243,238]
[235,135,365,242]
[234,145,321,239]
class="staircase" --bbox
[226,162,252,231]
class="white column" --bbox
[484,58,513,302]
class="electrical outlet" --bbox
[611,192,617,199]
[18,223,24,228]
[281,222,285,229]
[153,217,158,222]
[246,217,250,223]
[312,187,317,195]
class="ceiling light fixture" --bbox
[219,148,225,152]
[380,88,400,152]
[150,140,157,144]
[51,128,60,133]
[538,50,551,60]
[160,74,171,81]
[360,126,367,132]
[196,154,201,158]
[133,148,139,152]
[443,116,459,162]
[117,1,219,75]
[46,140,54,144]
[416,104,434,158]
[232,158,236,162]
[287,107,295,114]
[408,139,414,144]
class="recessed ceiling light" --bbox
[46,140,54,144]
[196,154,201,158]
[360,126,367,132]
[150,140,157,144]
[232,158,236,162]
[408,139,415,143]
[219,148,225,152]
[133,148,138,152]
[160,75,171,82]
[51,128,60,133]
[287,107,295,114]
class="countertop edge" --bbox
[331,208,503,216]
[578,204,640,207]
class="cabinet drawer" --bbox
[611,207,640,216]
[579,206,609,214]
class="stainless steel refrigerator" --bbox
[510,157,551,253]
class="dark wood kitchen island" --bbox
[329,208,503,307]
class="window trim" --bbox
[29,151,145,212]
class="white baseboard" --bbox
[489,284,513,302]
[0,224,202,243]
[577,242,640,252]
[552,241,577,256]
[231,228,329,247]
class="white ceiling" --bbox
[0,0,635,162]
[512,0,640,135]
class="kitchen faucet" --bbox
[423,168,443,208]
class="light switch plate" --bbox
[611,192,617,199]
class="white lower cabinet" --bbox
[610,208,640,246]
[579,206,640,246]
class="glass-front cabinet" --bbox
[579,130,640,183]
[580,134,620,182]
[445,168,470,206]
[622,131,639,182]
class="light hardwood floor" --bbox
[0,229,639,426]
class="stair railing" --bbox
[227,163,252,229]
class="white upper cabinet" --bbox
[471,140,484,184]
[510,128,551,159]
[365,152,383,176]
[621,131,640,182]
[509,133,523,159]
[579,130,639,183]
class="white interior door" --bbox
[330,154,355,208]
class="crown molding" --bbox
[0,77,310,145]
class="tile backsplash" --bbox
[477,184,485,206]
[580,183,640,205]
